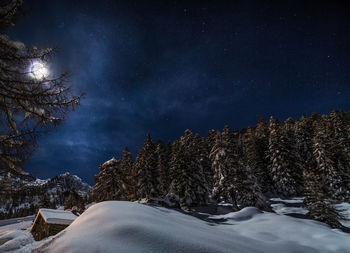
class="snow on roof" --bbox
[36,209,77,225]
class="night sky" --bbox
[6,0,350,184]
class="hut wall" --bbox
[31,214,50,241]
[31,214,70,240]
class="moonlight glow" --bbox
[30,62,49,80]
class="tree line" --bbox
[91,110,350,228]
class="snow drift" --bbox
[35,201,350,253]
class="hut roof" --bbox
[35,208,77,225]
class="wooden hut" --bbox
[31,208,77,241]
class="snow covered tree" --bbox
[91,158,128,202]
[38,193,51,209]
[303,163,345,229]
[64,190,85,213]
[254,117,273,193]
[169,130,209,208]
[0,0,81,174]
[295,115,315,165]
[119,147,136,199]
[239,165,269,210]
[267,117,298,196]
[210,126,241,208]
[192,133,211,204]
[330,110,350,199]
[135,133,159,199]
[311,117,344,200]
[281,117,303,193]
[206,129,218,154]
[156,140,170,196]
[224,127,270,210]
[243,127,271,194]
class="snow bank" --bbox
[271,203,308,215]
[0,230,33,252]
[35,201,350,253]
[336,202,350,227]
[270,197,304,204]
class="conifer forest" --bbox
[92,110,350,228]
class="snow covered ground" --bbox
[1,200,350,253]
[270,196,308,215]
[36,201,350,253]
[0,219,43,252]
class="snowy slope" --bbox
[35,201,350,253]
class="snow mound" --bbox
[209,206,263,221]
[271,203,308,215]
[0,230,33,252]
[270,197,304,204]
[35,201,350,253]
[336,202,350,228]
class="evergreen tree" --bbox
[243,127,270,194]
[169,130,209,208]
[91,158,128,202]
[38,193,51,209]
[206,129,218,154]
[254,118,273,193]
[210,126,241,208]
[267,116,298,196]
[120,147,136,199]
[330,110,350,199]
[282,117,303,193]
[304,163,345,229]
[239,165,269,210]
[156,140,170,196]
[295,115,315,165]
[311,117,343,200]
[135,133,159,199]
[64,190,85,213]
[195,133,213,193]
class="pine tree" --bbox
[169,130,209,208]
[311,117,343,200]
[120,147,136,199]
[91,158,128,202]
[135,133,159,199]
[254,118,273,193]
[304,163,345,229]
[243,127,270,194]
[39,193,51,209]
[267,116,298,196]
[195,133,213,193]
[239,165,269,210]
[156,140,170,196]
[64,190,85,213]
[282,117,303,193]
[295,115,315,165]
[192,133,211,205]
[330,110,350,200]
[210,126,241,208]
[206,129,218,154]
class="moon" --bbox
[30,62,49,80]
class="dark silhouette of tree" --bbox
[38,193,51,209]
[135,133,158,199]
[0,0,82,174]
[120,147,136,199]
